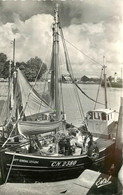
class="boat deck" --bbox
[14,137,115,157]
[96,138,115,151]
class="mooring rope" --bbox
[5,152,16,184]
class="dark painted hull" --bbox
[0,141,115,183]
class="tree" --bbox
[0,53,8,78]
[1,61,10,79]
[0,54,47,81]
[25,56,47,81]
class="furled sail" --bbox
[18,120,61,136]
[17,69,53,117]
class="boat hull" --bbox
[0,141,115,183]
[1,152,92,182]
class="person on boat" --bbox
[70,137,76,154]
[79,124,88,134]
[59,136,66,154]
[64,137,73,156]
[83,132,99,159]
[28,139,38,153]
[81,132,93,153]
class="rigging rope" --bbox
[60,27,85,119]
[18,37,53,120]
[1,106,27,148]
[2,38,56,147]
[59,28,105,106]
[94,68,104,109]
[59,52,65,114]
[57,13,103,68]
[36,47,53,120]
[58,32,103,67]
[73,82,105,106]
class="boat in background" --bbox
[85,59,117,139]
[0,6,117,184]
[84,56,117,171]
[101,72,123,88]
[101,80,123,88]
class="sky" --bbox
[0,0,123,78]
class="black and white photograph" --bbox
[0,0,123,194]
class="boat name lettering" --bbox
[29,160,39,164]
[14,159,39,164]
[96,175,112,188]
[51,160,77,167]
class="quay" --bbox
[0,169,121,195]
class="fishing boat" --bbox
[0,6,117,184]
[85,57,117,139]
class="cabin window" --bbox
[101,113,106,120]
[94,112,100,120]
[88,112,93,119]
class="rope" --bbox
[1,106,26,148]
[74,82,105,106]
[58,32,103,67]
[94,68,104,109]
[59,26,105,107]
[36,48,53,120]
[2,37,53,147]
[31,37,52,92]
[5,152,15,183]
[73,83,85,118]
[19,36,53,119]
[58,14,103,68]
[59,54,65,114]
[60,27,85,119]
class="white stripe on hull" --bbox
[6,163,85,169]
[5,151,87,159]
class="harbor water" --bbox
[0,82,122,126]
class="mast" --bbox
[7,60,12,119]
[12,39,18,135]
[13,39,17,102]
[52,5,60,120]
[13,38,15,66]
[103,56,108,109]
[6,39,15,120]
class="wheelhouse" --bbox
[85,109,115,138]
